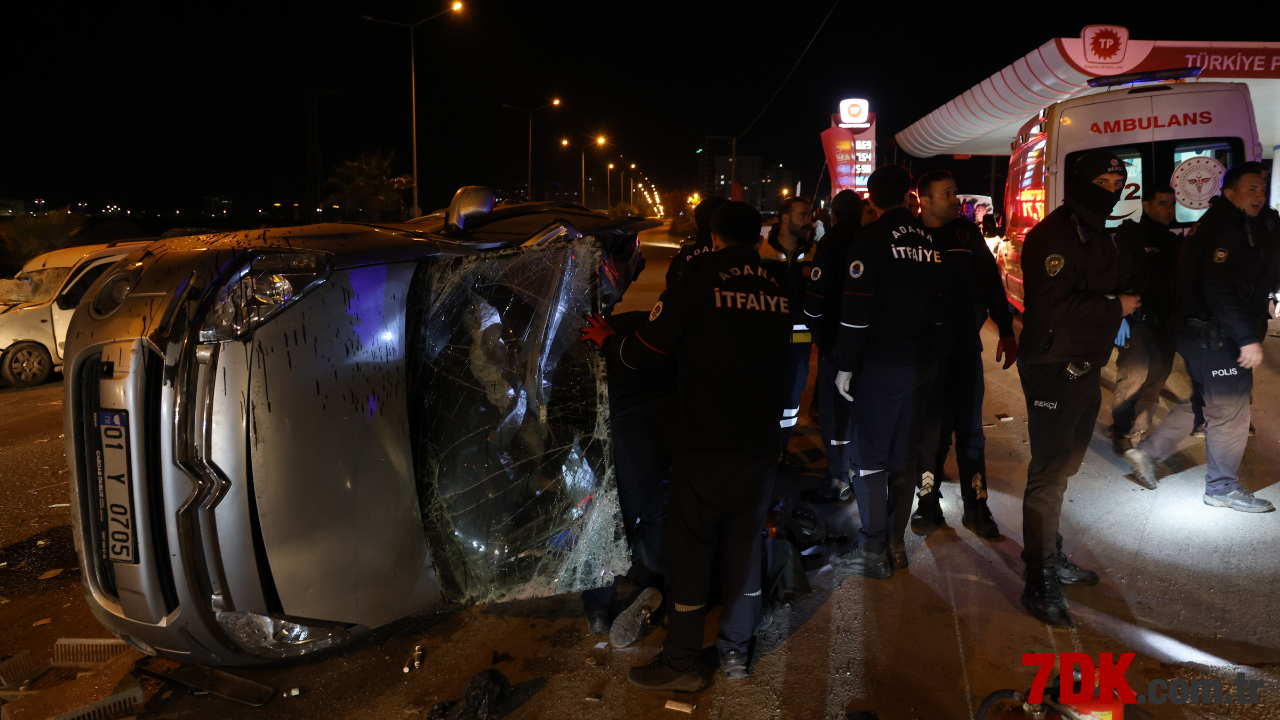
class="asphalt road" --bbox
[2,224,1278,719]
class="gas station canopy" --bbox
[896,28,1280,159]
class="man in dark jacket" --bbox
[829,165,945,576]
[802,189,864,500]
[1110,187,1181,458]
[666,196,730,289]
[762,196,815,459]
[910,171,1017,539]
[1017,149,1140,628]
[1125,163,1274,514]
[583,201,790,691]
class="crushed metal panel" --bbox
[407,239,627,604]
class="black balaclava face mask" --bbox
[1066,149,1127,220]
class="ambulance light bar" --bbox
[1087,66,1203,88]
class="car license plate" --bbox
[97,410,138,565]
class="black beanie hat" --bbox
[1067,149,1127,220]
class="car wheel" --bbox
[1,342,53,387]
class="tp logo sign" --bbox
[839,98,869,125]
[1082,25,1129,64]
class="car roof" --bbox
[20,244,111,272]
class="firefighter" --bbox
[1110,187,1181,461]
[1125,163,1275,513]
[579,309,675,645]
[829,165,945,576]
[1017,149,1140,628]
[910,171,1016,539]
[666,196,730,289]
[762,196,815,465]
[802,189,864,501]
[582,201,789,691]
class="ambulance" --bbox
[894,27,1280,310]
[997,78,1261,309]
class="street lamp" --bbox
[362,2,463,218]
[502,99,559,202]
[561,137,606,208]
[607,164,614,208]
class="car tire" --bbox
[1,342,53,387]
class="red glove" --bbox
[580,313,616,346]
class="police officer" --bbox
[666,196,730,289]
[763,196,815,461]
[1110,187,1181,460]
[802,189,864,500]
[1017,149,1140,628]
[579,309,675,645]
[830,165,944,576]
[1125,163,1275,513]
[582,201,790,691]
[910,171,1017,539]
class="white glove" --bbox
[835,370,854,402]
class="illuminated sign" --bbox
[838,98,870,128]
[1082,25,1129,65]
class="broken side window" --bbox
[405,239,629,604]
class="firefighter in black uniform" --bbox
[763,196,815,461]
[802,190,864,501]
[666,196,730,289]
[1110,187,1181,460]
[582,201,790,691]
[1125,163,1275,513]
[910,171,1016,539]
[1017,150,1140,628]
[830,165,945,576]
[579,309,675,645]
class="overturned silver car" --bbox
[63,188,654,664]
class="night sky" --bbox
[3,2,1272,220]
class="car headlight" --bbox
[215,611,351,659]
[91,274,136,317]
[199,252,327,342]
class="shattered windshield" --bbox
[406,239,628,604]
[0,267,72,305]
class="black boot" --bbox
[1021,568,1073,628]
[911,491,944,528]
[585,605,610,635]
[1055,552,1099,586]
[888,538,908,570]
[720,649,749,680]
[628,654,708,692]
[962,499,1000,539]
[830,542,893,579]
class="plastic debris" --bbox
[53,638,130,668]
[594,642,608,650]
[404,646,424,673]
[48,504,70,508]
[665,699,695,713]
[0,598,8,605]
[996,414,1013,422]
[38,569,64,580]
[287,687,301,697]
[426,669,528,720]
[35,541,49,548]
[32,619,52,627]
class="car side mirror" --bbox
[982,213,998,238]
[444,186,495,236]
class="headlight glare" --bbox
[199,252,325,342]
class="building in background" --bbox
[698,136,732,199]
[761,163,796,213]
[713,155,761,209]
[201,195,233,218]
[0,198,26,216]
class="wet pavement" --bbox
[2,224,1278,719]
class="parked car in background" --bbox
[0,241,151,386]
[62,189,654,665]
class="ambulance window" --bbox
[1165,139,1239,223]
[1063,146,1146,228]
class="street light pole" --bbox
[606,164,613,208]
[502,99,559,202]
[561,136,606,208]
[362,2,462,218]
